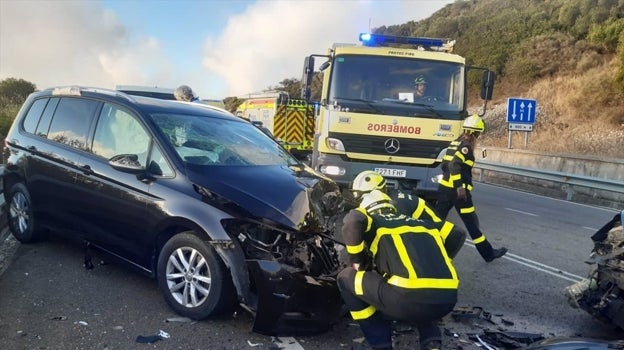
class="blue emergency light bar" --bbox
[358,33,446,48]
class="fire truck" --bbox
[300,33,495,200]
[236,92,315,159]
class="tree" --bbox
[0,78,36,105]
[0,78,37,140]
[223,96,245,114]
[268,78,301,98]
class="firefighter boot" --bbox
[485,247,508,263]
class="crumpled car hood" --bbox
[186,164,343,231]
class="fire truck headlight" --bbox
[320,165,345,176]
[326,138,345,152]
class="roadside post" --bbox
[506,97,537,149]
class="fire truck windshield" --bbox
[328,55,465,118]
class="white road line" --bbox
[464,243,585,283]
[582,226,598,231]
[272,337,305,350]
[504,207,538,216]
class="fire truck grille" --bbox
[329,132,448,159]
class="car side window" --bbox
[35,98,60,137]
[92,103,150,167]
[22,98,48,134]
[148,143,174,177]
[47,97,98,150]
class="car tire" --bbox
[157,231,236,319]
[6,182,45,243]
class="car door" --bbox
[73,102,169,268]
[19,96,99,233]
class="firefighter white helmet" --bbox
[359,190,396,214]
[174,85,195,102]
[352,170,386,199]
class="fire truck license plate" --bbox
[374,168,406,178]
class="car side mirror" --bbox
[109,154,145,174]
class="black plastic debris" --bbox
[83,242,94,270]
[451,306,495,324]
[49,316,67,321]
[136,330,170,344]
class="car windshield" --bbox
[151,113,298,166]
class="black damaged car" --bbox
[2,86,347,335]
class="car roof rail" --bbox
[50,85,136,102]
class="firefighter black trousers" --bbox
[435,186,496,261]
[337,267,454,350]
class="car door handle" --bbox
[80,164,94,175]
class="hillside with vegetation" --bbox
[375,0,624,158]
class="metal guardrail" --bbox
[475,160,624,200]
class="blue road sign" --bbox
[507,97,537,124]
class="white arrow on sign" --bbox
[511,100,517,120]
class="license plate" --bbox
[374,168,407,178]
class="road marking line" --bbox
[464,243,584,283]
[504,207,538,216]
[273,337,305,350]
[582,226,598,231]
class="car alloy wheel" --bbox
[157,232,235,319]
[165,245,212,307]
[7,183,44,243]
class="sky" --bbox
[0,0,456,100]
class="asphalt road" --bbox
[0,184,622,350]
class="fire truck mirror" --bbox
[277,92,289,106]
[319,60,330,72]
[302,56,315,86]
[302,87,311,101]
[480,70,495,101]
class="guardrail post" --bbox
[561,183,575,201]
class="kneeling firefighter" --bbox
[337,190,460,350]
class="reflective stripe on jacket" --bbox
[342,209,459,304]
[439,136,475,190]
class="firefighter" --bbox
[174,85,201,103]
[414,74,427,98]
[337,190,458,350]
[435,114,508,262]
[351,170,465,258]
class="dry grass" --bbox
[479,57,624,159]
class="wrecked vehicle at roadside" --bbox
[565,209,624,330]
[3,87,349,337]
